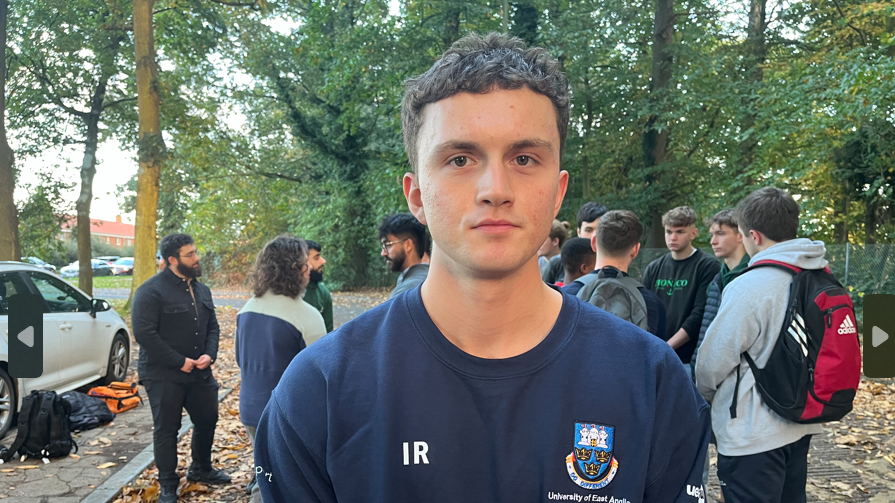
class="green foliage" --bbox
[17,172,74,260]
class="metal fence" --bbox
[630,244,895,325]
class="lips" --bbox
[473,218,519,230]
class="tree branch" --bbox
[831,0,867,46]
[208,0,261,8]
[102,96,138,110]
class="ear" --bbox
[552,237,560,248]
[579,262,590,275]
[553,170,570,217]
[404,172,426,225]
[630,242,641,260]
[749,229,762,246]
[590,235,597,253]
[735,230,744,245]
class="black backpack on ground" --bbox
[0,391,78,461]
[62,391,115,432]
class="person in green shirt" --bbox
[303,240,334,333]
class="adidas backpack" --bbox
[0,391,78,462]
[730,260,861,424]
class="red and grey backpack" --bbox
[730,260,861,424]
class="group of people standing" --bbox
[541,187,834,502]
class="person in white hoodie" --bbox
[696,187,825,503]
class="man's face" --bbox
[709,223,743,259]
[171,243,201,278]
[577,219,599,240]
[404,88,568,276]
[381,233,408,273]
[664,225,697,252]
[308,248,326,281]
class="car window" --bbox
[0,273,32,315]
[26,272,91,313]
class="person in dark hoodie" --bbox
[697,187,825,503]
[642,206,721,363]
[690,210,749,380]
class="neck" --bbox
[595,255,630,273]
[671,244,695,260]
[723,247,747,270]
[420,250,563,360]
[402,253,423,272]
[563,271,582,284]
[169,265,192,283]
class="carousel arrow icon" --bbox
[873,326,889,348]
[17,326,34,348]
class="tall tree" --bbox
[642,0,675,247]
[10,0,132,295]
[0,0,19,261]
[129,0,165,304]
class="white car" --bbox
[0,262,131,437]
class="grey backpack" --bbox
[577,267,650,332]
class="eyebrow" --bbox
[429,138,556,160]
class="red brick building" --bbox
[60,215,135,247]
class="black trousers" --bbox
[717,435,812,503]
[143,379,220,485]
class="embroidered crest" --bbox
[565,422,618,490]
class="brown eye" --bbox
[452,156,468,167]
[516,155,530,166]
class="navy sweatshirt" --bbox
[254,287,710,503]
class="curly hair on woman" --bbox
[251,235,309,299]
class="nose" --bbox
[475,158,515,208]
[321,258,326,265]
[381,247,388,257]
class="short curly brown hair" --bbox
[251,235,309,300]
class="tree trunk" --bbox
[0,0,20,261]
[836,178,850,243]
[737,0,767,188]
[642,0,674,249]
[128,0,165,306]
[76,31,121,296]
[76,117,99,295]
[443,6,460,48]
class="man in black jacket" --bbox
[132,233,230,503]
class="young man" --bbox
[576,201,608,240]
[255,33,708,502]
[696,188,825,503]
[642,206,720,363]
[379,213,430,300]
[132,234,230,503]
[577,210,666,338]
[303,240,334,333]
[690,210,749,380]
[539,219,571,284]
[559,237,596,296]
[236,236,326,503]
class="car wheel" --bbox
[98,332,130,385]
[0,368,15,439]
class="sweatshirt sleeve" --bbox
[255,355,336,503]
[644,349,711,503]
[641,261,656,292]
[695,281,761,403]
[679,257,721,338]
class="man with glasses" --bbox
[132,233,230,503]
[378,213,430,300]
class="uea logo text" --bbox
[546,493,630,502]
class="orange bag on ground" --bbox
[87,382,143,414]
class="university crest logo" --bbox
[565,422,619,490]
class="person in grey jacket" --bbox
[696,187,824,503]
